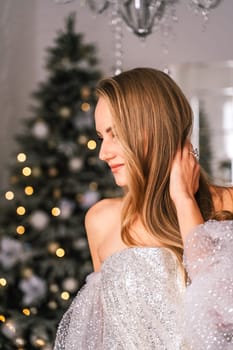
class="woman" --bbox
[54,68,233,349]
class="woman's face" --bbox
[95,96,127,187]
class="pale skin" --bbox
[85,96,233,272]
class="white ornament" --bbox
[74,114,93,129]
[0,238,24,268]
[1,320,17,339]
[59,199,74,219]
[19,274,47,305]
[32,121,49,139]
[69,157,83,172]
[62,277,78,293]
[59,106,71,118]
[80,190,100,209]
[74,237,88,250]
[29,210,49,230]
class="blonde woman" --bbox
[54,68,233,349]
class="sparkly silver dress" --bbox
[54,220,233,350]
[54,247,186,350]
[183,220,233,349]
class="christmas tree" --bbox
[0,13,119,350]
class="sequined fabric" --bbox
[54,247,186,350]
[183,220,233,349]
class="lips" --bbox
[109,164,124,173]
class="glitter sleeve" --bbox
[54,247,186,349]
[183,220,233,349]
[53,272,103,350]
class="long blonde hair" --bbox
[96,68,213,267]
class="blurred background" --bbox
[0,1,233,349]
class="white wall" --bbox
[0,0,233,187]
[0,0,37,187]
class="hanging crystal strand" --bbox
[189,0,217,25]
[159,2,178,64]
[109,1,123,76]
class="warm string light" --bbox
[22,308,30,316]
[22,167,32,176]
[87,140,97,150]
[0,278,7,287]
[16,225,25,235]
[56,248,65,257]
[24,186,34,195]
[17,153,27,162]
[16,206,26,216]
[61,291,70,300]
[0,315,6,322]
[51,207,60,216]
[5,191,14,200]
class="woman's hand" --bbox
[170,142,200,206]
[170,142,204,241]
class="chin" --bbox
[114,176,127,188]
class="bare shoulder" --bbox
[85,197,123,230]
[85,197,123,271]
[210,184,233,212]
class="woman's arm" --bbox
[169,143,203,242]
[170,144,233,349]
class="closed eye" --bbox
[97,135,103,142]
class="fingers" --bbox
[182,142,199,162]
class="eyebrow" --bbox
[96,126,112,137]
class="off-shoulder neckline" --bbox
[100,246,173,271]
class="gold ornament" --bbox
[10,175,18,184]
[32,167,41,177]
[59,106,71,118]
[53,189,61,199]
[47,242,59,254]
[76,193,83,203]
[89,182,98,190]
[81,86,91,98]
[48,168,58,177]
[21,268,33,278]
[81,102,90,112]
[48,300,57,310]
[77,135,88,145]
[50,284,59,293]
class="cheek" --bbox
[116,143,126,160]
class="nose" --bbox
[99,139,114,162]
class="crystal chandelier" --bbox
[85,0,222,38]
